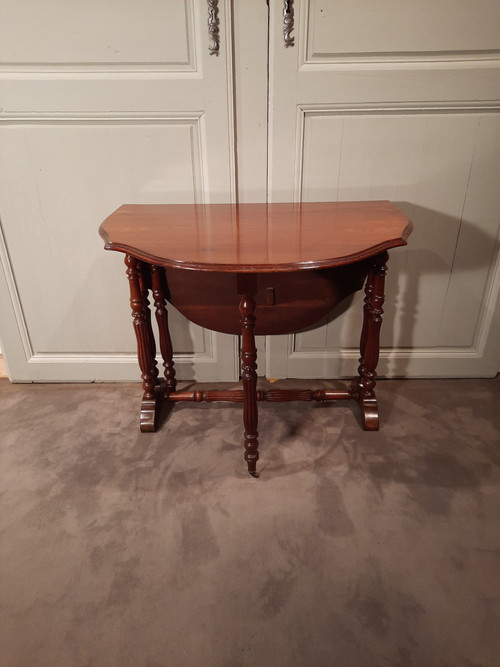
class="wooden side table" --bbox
[99,201,412,476]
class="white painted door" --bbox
[267,0,500,378]
[1,1,499,384]
[0,0,240,382]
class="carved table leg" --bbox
[125,255,160,432]
[151,265,177,397]
[239,293,259,476]
[352,251,388,430]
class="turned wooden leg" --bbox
[151,265,177,397]
[239,293,259,476]
[138,263,158,383]
[125,255,160,432]
[352,251,388,430]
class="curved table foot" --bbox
[351,378,379,431]
[358,396,379,431]
[139,382,164,432]
[140,395,159,432]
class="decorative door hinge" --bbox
[208,0,220,56]
[283,0,295,48]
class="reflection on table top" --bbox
[99,201,412,272]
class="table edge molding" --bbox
[100,221,413,272]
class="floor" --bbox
[0,376,499,667]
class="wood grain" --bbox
[101,203,413,475]
[164,262,371,335]
[100,201,412,272]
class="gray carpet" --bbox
[1,376,499,667]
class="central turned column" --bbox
[238,275,259,476]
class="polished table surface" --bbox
[100,201,412,476]
[100,201,412,271]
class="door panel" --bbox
[0,118,210,356]
[267,0,500,378]
[304,0,500,61]
[0,0,195,70]
[1,0,499,382]
[0,0,239,382]
[298,110,500,350]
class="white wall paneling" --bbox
[1,0,499,381]
[0,0,240,382]
[0,113,238,381]
[0,0,197,72]
[302,0,500,64]
[267,0,500,378]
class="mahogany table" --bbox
[99,201,412,476]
